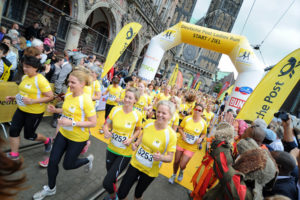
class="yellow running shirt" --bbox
[107,106,142,157]
[91,80,101,106]
[59,93,96,142]
[203,110,214,126]
[17,74,52,114]
[106,84,122,106]
[177,116,207,152]
[130,120,177,177]
[134,94,151,118]
[169,112,179,128]
[154,93,170,109]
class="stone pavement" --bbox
[1,117,191,200]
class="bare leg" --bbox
[9,136,20,152]
[173,150,183,174]
[179,154,192,171]
[35,133,48,142]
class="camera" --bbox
[274,111,289,121]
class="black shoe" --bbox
[44,138,53,153]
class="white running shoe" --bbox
[85,154,94,173]
[168,174,176,184]
[33,185,56,200]
[177,170,184,182]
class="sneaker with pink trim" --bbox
[39,157,49,168]
[81,140,91,155]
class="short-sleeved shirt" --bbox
[59,93,96,142]
[154,93,170,109]
[130,120,177,177]
[203,110,215,125]
[134,94,151,118]
[169,112,179,128]
[107,106,142,157]
[91,80,101,106]
[106,84,122,106]
[177,116,207,152]
[17,74,52,114]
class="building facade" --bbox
[0,0,178,74]
[171,0,243,91]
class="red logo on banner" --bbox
[229,97,246,109]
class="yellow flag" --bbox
[169,63,179,86]
[101,22,142,78]
[236,49,300,124]
[195,80,202,90]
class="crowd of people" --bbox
[0,21,300,200]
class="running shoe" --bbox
[168,174,176,184]
[177,170,184,182]
[39,157,49,168]
[103,194,118,200]
[33,185,56,200]
[6,152,20,160]
[44,138,52,153]
[81,140,91,155]
[85,154,94,173]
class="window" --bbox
[2,0,28,23]
[57,16,70,40]
[162,0,172,21]
[94,34,109,56]
[154,0,163,12]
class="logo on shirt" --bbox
[125,122,132,128]
[152,140,161,148]
[25,84,32,89]
[69,105,76,113]
[140,102,144,105]
[195,128,200,133]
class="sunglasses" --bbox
[194,108,203,112]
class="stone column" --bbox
[0,0,5,23]
[64,22,84,50]
[128,54,139,75]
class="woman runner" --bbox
[102,87,142,200]
[117,100,177,200]
[33,70,97,200]
[169,103,207,184]
[6,55,54,160]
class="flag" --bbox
[236,49,300,124]
[101,22,142,78]
[169,63,179,86]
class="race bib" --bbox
[108,94,116,101]
[111,132,127,149]
[61,114,73,131]
[15,94,26,107]
[184,132,199,144]
[135,146,153,168]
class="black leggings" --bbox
[47,132,88,189]
[117,165,155,199]
[103,150,131,194]
[9,108,43,140]
[105,104,115,120]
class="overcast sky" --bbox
[191,0,300,78]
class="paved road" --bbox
[1,117,190,200]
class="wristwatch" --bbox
[72,120,77,127]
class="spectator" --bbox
[54,54,72,95]
[31,38,47,64]
[44,34,55,49]
[264,151,298,200]
[0,26,7,41]
[49,53,65,84]
[2,36,17,79]
[37,28,46,41]
[0,43,12,81]
[25,22,39,40]
[18,36,27,60]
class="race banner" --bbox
[0,81,18,123]
[236,48,300,124]
[168,63,178,86]
[195,80,202,90]
[101,22,142,78]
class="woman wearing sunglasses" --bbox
[169,103,207,184]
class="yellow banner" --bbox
[236,49,300,124]
[169,63,178,86]
[0,81,18,123]
[0,82,55,123]
[195,80,202,90]
[218,85,234,102]
[101,22,142,78]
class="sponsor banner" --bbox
[229,97,246,109]
[235,86,253,95]
[101,22,142,78]
[217,81,229,98]
[195,80,202,90]
[191,72,200,88]
[160,29,177,42]
[176,71,183,89]
[237,49,300,124]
